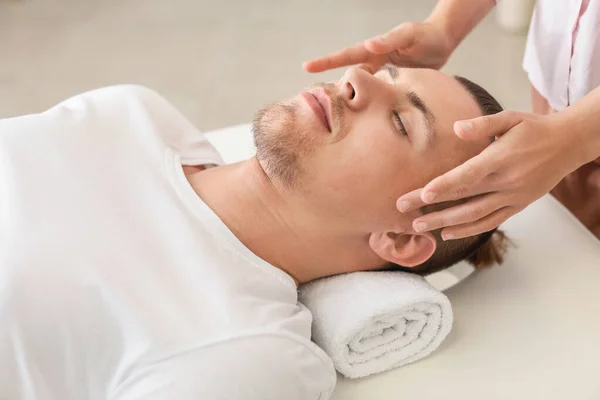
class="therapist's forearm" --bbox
[555,85,600,167]
[426,0,496,51]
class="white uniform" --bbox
[0,85,336,400]
[523,0,600,110]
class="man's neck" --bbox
[185,159,372,284]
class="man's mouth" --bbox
[309,87,332,132]
[300,88,332,133]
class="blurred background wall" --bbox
[0,0,532,131]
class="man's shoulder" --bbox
[231,332,337,397]
[113,331,337,400]
[231,330,335,368]
[60,84,171,115]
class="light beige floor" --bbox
[0,0,530,131]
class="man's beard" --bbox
[252,100,320,189]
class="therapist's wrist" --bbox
[426,0,496,52]
[550,110,599,171]
[577,122,600,166]
[425,12,460,52]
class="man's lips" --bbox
[310,87,332,132]
[300,89,332,132]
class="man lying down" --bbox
[0,65,508,399]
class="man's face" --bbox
[253,66,489,233]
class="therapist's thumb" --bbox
[454,111,525,140]
[364,22,420,54]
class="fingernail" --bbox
[442,233,454,241]
[374,35,386,43]
[455,121,472,134]
[398,201,411,212]
[423,192,436,203]
[414,222,428,232]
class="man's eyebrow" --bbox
[407,91,436,144]
[407,91,435,125]
[380,64,436,143]
[381,63,399,80]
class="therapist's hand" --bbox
[397,111,584,240]
[303,20,454,73]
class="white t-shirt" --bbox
[523,0,600,110]
[0,85,336,400]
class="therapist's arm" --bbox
[556,85,600,166]
[303,0,496,73]
[427,0,496,52]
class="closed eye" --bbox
[392,110,407,136]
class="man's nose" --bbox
[338,67,377,112]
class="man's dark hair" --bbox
[388,76,509,276]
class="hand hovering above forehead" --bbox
[303,21,454,74]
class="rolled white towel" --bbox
[298,271,453,379]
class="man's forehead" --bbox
[394,68,481,120]
[377,65,454,90]
[375,64,440,78]
[371,66,491,169]
[376,66,480,130]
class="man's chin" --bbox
[252,101,304,188]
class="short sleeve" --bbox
[110,334,336,400]
[61,84,224,167]
[107,85,224,167]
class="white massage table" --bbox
[205,124,600,400]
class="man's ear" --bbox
[368,231,437,267]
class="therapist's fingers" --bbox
[411,193,506,233]
[357,63,383,74]
[420,153,496,205]
[396,188,427,213]
[454,110,525,140]
[438,206,516,240]
[303,44,386,73]
[364,22,420,54]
